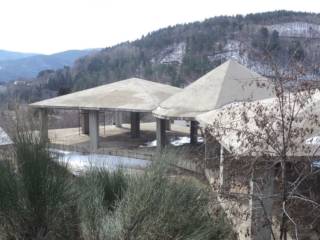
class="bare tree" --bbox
[202,56,320,239]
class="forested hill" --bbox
[6,11,320,103]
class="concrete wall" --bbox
[204,135,275,240]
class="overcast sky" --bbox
[0,0,319,54]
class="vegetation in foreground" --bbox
[0,131,232,240]
[0,131,79,240]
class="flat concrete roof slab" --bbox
[30,78,181,112]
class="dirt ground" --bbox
[49,122,188,154]
[48,122,206,176]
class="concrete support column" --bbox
[89,110,99,151]
[249,167,274,240]
[204,132,221,169]
[218,145,233,194]
[165,120,171,131]
[204,133,221,187]
[219,145,226,190]
[156,118,166,151]
[82,110,89,135]
[39,108,48,143]
[130,112,140,138]
[190,120,198,145]
[115,112,122,128]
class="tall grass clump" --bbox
[0,130,79,240]
[77,167,128,240]
[103,152,232,240]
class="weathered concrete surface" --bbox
[204,132,220,170]
[115,112,122,127]
[89,110,99,150]
[153,60,273,120]
[39,108,48,143]
[206,164,275,240]
[30,78,181,112]
[204,129,274,240]
[156,118,167,151]
[249,168,274,240]
[196,91,320,156]
[165,120,171,131]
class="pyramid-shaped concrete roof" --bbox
[30,78,181,112]
[153,60,274,120]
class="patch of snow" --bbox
[209,41,250,70]
[140,136,204,148]
[0,127,12,146]
[313,161,320,168]
[170,137,190,146]
[152,42,186,64]
[267,22,320,38]
[142,140,157,148]
[171,136,203,146]
[209,40,243,63]
[224,40,241,52]
[305,136,320,145]
[208,40,273,76]
[50,149,150,174]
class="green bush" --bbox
[0,129,231,240]
[77,168,128,240]
[0,131,79,240]
[102,156,232,240]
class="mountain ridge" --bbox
[0,49,100,82]
[62,11,320,90]
[0,50,38,61]
[2,10,320,104]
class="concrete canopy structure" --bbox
[196,92,320,156]
[153,59,273,120]
[30,78,181,150]
[30,78,180,112]
[153,59,274,149]
[196,92,320,240]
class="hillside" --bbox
[3,10,320,104]
[0,49,99,82]
[0,50,37,61]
